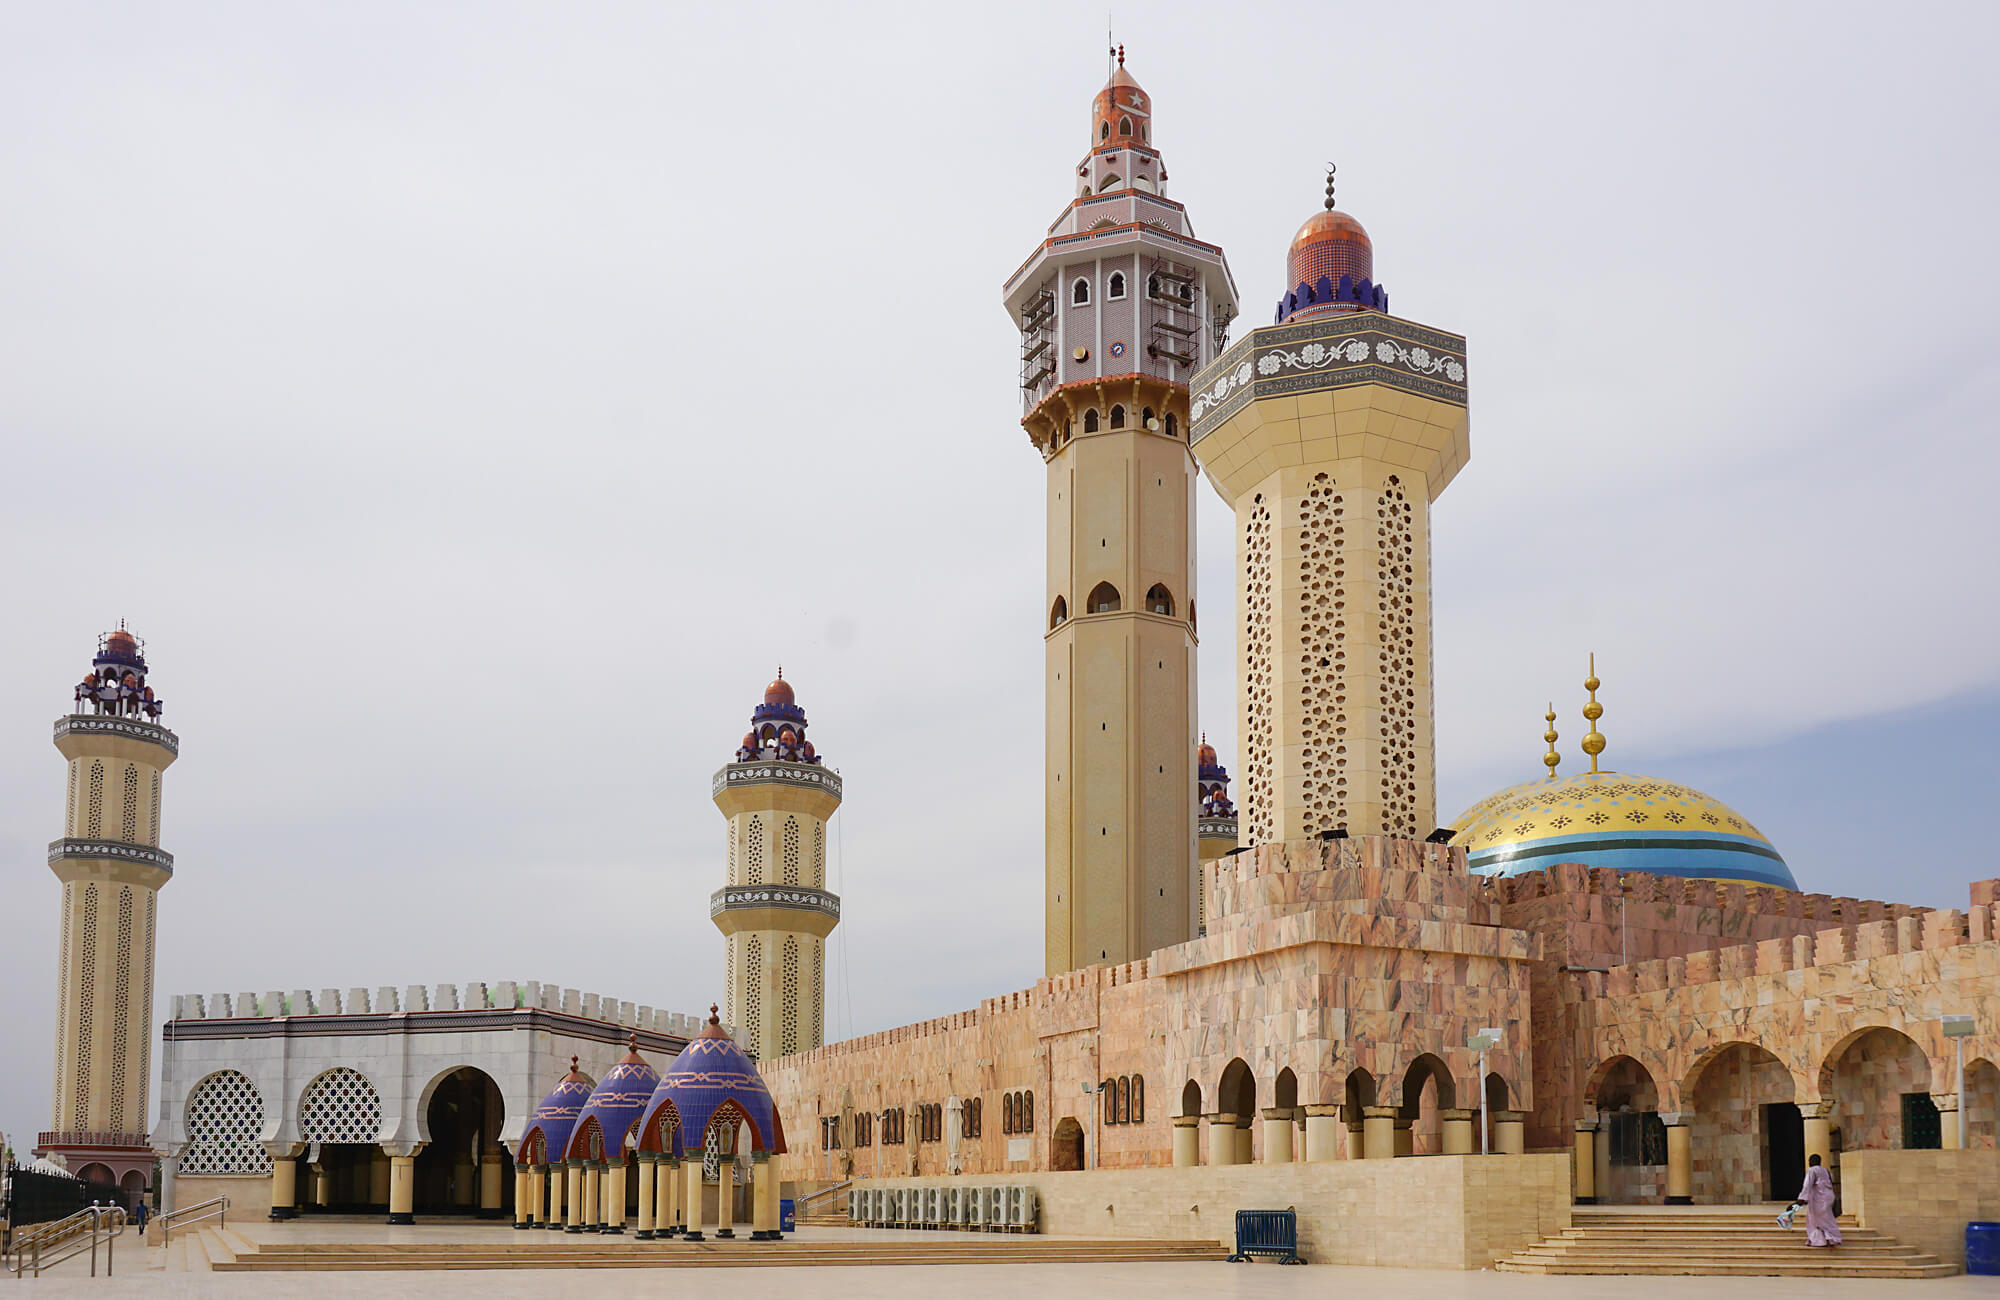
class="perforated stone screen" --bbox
[297,1066,382,1144]
[182,1070,272,1174]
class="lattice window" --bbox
[121,764,138,841]
[746,817,765,886]
[1376,477,1419,839]
[810,938,823,1050]
[812,823,825,887]
[182,1070,272,1174]
[67,762,78,834]
[149,769,161,844]
[725,934,737,1026]
[54,883,71,1117]
[728,823,737,883]
[297,1067,382,1143]
[744,936,763,1055]
[1242,500,1275,843]
[87,761,105,836]
[75,884,98,1128]
[139,891,156,1118]
[780,936,800,1057]
[1298,473,1348,834]
[783,817,800,885]
[110,887,133,1129]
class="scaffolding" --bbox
[1019,284,1056,394]
[1145,258,1200,369]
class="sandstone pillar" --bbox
[565,1161,584,1232]
[1304,1105,1341,1162]
[1573,1121,1597,1203]
[545,1162,564,1229]
[1801,1102,1833,1175]
[1235,1115,1254,1165]
[602,1159,626,1234]
[369,1151,390,1208]
[387,1147,421,1226]
[1171,1115,1200,1166]
[636,1152,657,1238]
[266,1143,303,1220]
[583,1163,602,1231]
[480,1151,505,1220]
[683,1159,707,1241]
[717,1166,736,1238]
[1362,1106,1398,1160]
[752,1152,779,1239]
[1440,1108,1475,1155]
[1205,1113,1239,1166]
[658,1157,680,1236]
[311,1162,331,1208]
[1663,1117,1692,1205]
[1261,1108,1294,1164]
[1344,1107,1366,1160]
[1494,1110,1525,1156]
[1934,1095,1961,1150]
[520,1165,540,1227]
[1393,1116,1414,1158]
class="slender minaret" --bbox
[1191,168,1469,845]
[711,672,841,1061]
[39,626,177,1189]
[1194,736,1238,936]
[1002,48,1238,974]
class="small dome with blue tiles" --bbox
[518,1055,592,1165]
[640,1004,787,1159]
[565,1035,659,1162]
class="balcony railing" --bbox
[37,1130,153,1150]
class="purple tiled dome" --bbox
[639,1006,787,1158]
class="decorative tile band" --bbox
[48,838,175,874]
[709,885,842,921]
[712,761,843,801]
[55,715,179,756]
[1190,313,1467,437]
[1198,816,1240,839]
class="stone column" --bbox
[636,1152,658,1238]
[683,1159,707,1241]
[583,1163,602,1231]
[386,1144,423,1225]
[1662,1115,1692,1205]
[266,1142,304,1220]
[156,1149,180,1218]
[1801,1102,1833,1174]
[1261,1108,1295,1164]
[1573,1121,1597,1204]
[310,1161,331,1208]
[522,1165,542,1228]
[1235,1116,1253,1165]
[751,1152,779,1239]
[1440,1108,1475,1155]
[1171,1115,1201,1167]
[1343,1107,1366,1160]
[565,1161,584,1232]
[369,1151,390,1209]
[545,1162,565,1230]
[1362,1106,1398,1160]
[1392,1116,1414,1158]
[602,1160,626,1234]
[1494,1110,1525,1156]
[717,1165,736,1238]
[1205,1113,1238,1166]
[452,1158,476,1211]
[1304,1105,1341,1162]
[480,1151,505,1220]
[658,1157,680,1237]
[1934,1095,1962,1150]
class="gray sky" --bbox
[3,2,1997,1145]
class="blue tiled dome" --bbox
[565,1037,659,1161]
[518,1056,592,1164]
[640,1006,787,1157]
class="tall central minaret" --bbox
[39,626,177,1190]
[1002,49,1238,975]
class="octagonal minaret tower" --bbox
[711,672,841,1062]
[39,625,177,1188]
[1002,48,1238,976]
[1190,172,1469,846]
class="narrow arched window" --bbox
[1180,282,1193,304]
[1107,272,1126,300]
[1003,1094,1015,1134]
[1098,174,1121,193]
[1099,121,1110,142]
[1024,1091,1034,1131]
[1131,1076,1144,1123]
[1104,1080,1118,1124]
[1117,1077,1130,1123]
[1072,278,1090,306]
[1050,596,1068,629]
[1164,412,1178,439]
[1146,584,1174,616]
[1110,405,1126,429]
[1083,409,1099,433]
[1147,273,1161,298]
[1141,406,1156,429]
[1088,582,1121,614]
[1119,116,1133,137]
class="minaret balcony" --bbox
[54,714,179,757]
[47,838,175,886]
[709,884,841,939]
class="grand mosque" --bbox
[27,49,1998,1266]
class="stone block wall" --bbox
[1841,1148,2000,1265]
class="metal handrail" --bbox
[7,1205,126,1278]
[158,1194,229,1243]
[796,1178,854,1215]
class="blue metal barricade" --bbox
[779,1199,796,1233]
[1227,1208,1305,1264]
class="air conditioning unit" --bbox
[948,1186,969,1228]
[1007,1185,1039,1231]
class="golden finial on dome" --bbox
[1581,653,1606,774]
[1542,703,1560,778]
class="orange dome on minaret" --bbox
[1090,46,1153,153]
[763,672,795,707]
[1277,166,1386,324]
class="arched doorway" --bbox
[1688,1042,1796,1204]
[1051,1117,1085,1171]
[297,1067,383,1213]
[1217,1058,1256,1163]
[1966,1058,1998,1150]
[1343,1068,1378,1159]
[1823,1026,1935,1153]
[1589,1055,1663,1204]
[416,1067,509,1217]
[1400,1055,1455,1156]
[119,1168,148,1209]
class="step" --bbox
[182,1229,213,1272]
[210,1241,1230,1272]
[1496,1259,1959,1278]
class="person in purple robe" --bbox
[1799,1152,1842,1246]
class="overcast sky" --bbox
[3,2,1997,1146]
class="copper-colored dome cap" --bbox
[1287,208,1373,300]
[764,675,795,706]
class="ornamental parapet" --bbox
[48,838,174,874]
[1199,816,1240,839]
[38,1130,152,1151]
[54,714,179,756]
[712,761,843,801]
[1189,311,1468,436]
[710,885,841,922]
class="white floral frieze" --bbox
[1191,333,1465,423]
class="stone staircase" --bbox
[156,1227,1227,1272]
[1494,1208,1958,1278]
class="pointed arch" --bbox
[1049,596,1068,629]
[1108,271,1126,300]
[1072,277,1091,306]
[1087,582,1121,614]
[1109,404,1126,429]
[1145,584,1174,616]
[1180,1079,1203,1118]
[1083,408,1100,433]
[1118,115,1133,137]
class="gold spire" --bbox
[1580,653,1606,774]
[1542,703,1560,779]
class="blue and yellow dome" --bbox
[565,1037,658,1161]
[1449,769,1796,890]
